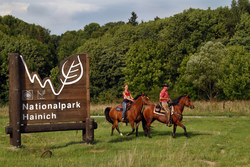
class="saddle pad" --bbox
[115,102,131,111]
[116,107,123,111]
[153,105,165,116]
[153,105,174,116]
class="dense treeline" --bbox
[0,0,250,104]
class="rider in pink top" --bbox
[122,84,134,122]
[160,88,170,102]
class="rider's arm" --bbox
[130,93,134,101]
[123,91,133,101]
[160,96,171,101]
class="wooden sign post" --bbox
[6,53,97,146]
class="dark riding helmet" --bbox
[162,83,171,87]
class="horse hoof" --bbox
[120,133,123,136]
[148,136,152,138]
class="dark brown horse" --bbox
[142,95,194,138]
[105,93,152,136]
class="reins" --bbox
[176,97,191,108]
[173,97,190,118]
[132,95,152,111]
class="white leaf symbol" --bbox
[60,56,83,86]
[20,55,83,96]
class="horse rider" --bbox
[159,83,172,127]
[122,84,134,122]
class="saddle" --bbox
[155,102,174,115]
[116,101,132,111]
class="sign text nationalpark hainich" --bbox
[6,53,97,147]
[20,54,90,124]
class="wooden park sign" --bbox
[5,53,97,146]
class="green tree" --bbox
[57,31,82,63]
[0,32,54,104]
[124,39,166,93]
[229,12,250,51]
[159,8,229,84]
[128,11,138,26]
[183,41,227,101]
[83,23,101,39]
[219,46,250,100]
[76,24,140,101]
[174,54,201,100]
[49,66,60,89]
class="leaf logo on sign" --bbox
[20,55,83,96]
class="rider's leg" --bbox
[162,102,172,127]
[122,101,127,120]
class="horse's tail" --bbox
[104,107,114,124]
[141,109,147,130]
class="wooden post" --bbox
[83,118,94,142]
[9,53,21,146]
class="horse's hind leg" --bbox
[111,120,123,136]
[146,122,152,138]
[135,122,140,137]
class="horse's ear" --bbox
[186,94,189,97]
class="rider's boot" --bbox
[166,109,172,127]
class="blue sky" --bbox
[0,0,232,35]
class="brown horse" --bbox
[105,93,152,136]
[142,95,194,138]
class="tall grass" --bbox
[184,100,250,116]
[2,100,250,117]
[91,100,250,116]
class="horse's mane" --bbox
[133,93,147,100]
[169,95,191,106]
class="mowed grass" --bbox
[1,105,250,166]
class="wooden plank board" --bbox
[19,53,90,124]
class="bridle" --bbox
[176,97,192,109]
[142,96,153,106]
[173,96,192,118]
[132,95,153,111]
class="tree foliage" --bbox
[183,41,228,101]
[1,0,250,104]
[124,39,166,93]
[128,11,138,26]
[219,46,250,100]
[229,12,250,51]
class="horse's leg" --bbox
[111,123,115,136]
[144,114,154,138]
[172,124,177,138]
[135,122,140,137]
[112,120,123,136]
[174,121,188,138]
[146,121,152,138]
[126,121,135,136]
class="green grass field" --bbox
[1,104,250,166]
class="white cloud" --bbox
[0,0,232,35]
[0,2,29,16]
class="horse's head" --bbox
[181,94,194,109]
[140,93,152,105]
